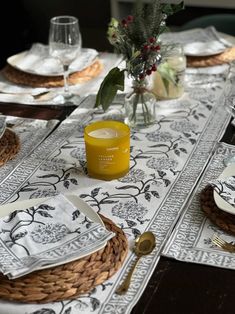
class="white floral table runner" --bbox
[0,65,231,313]
[0,116,58,187]
[162,142,235,270]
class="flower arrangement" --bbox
[95,0,184,112]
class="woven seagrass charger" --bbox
[0,128,20,166]
[2,59,103,88]
[200,185,235,235]
[0,215,128,303]
[187,47,235,67]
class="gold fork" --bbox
[212,235,235,253]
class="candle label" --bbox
[98,153,115,170]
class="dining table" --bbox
[0,27,235,314]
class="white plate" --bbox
[160,27,230,57]
[0,194,106,270]
[7,47,98,77]
[213,164,235,215]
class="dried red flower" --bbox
[148,37,156,43]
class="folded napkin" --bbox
[210,176,235,207]
[0,90,65,105]
[0,194,114,279]
[8,43,99,76]
[0,116,6,139]
[160,26,232,56]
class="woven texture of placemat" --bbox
[1,59,103,88]
[187,47,235,67]
[0,128,20,166]
[200,185,235,235]
[0,214,128,303]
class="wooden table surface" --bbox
[0,102,234,314]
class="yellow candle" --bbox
[84,120,130,180]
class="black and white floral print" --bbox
[0,116,6,137]
[112,200,148,220]
[147,156,178,171]
[0,194,114,279]
[146,131,173,142]
[70,147,86,161]
[102,110,124,122]
[163,142,235,273]
[119,168,146,183]
[30,223,69,244]
[40,159,67,172]
[29,189,58,199]
[170,120,198,133]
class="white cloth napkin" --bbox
[0,194,114,279]
[0,116,6,139]
[160,26,232,56]
[210,176,235,207]
[8,43,99,76]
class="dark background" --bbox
[0,0,234,69]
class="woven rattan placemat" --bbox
[200,185,235,235]
[2,59,103,88]
[0,128,20,166]
[187,47,235,67]
[0,214,128,303]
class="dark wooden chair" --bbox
[180,14,235,36]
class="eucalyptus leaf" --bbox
[95,67,125,111]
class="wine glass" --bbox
[223,61,235,165]
[49,15,82,102]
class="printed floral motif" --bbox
[146,131,173,142]
[102,111,124,122]
[30,189,58,199]
[112,200,148,220]
[70,147,86,160]
[170,120,198,133]
[147,156,178,171]
[39,158,67,172]
[188,87,215,101]
[119,169,146,183]
[30,223,69,244]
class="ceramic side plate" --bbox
[7,46,98,77]
[213,164,235,215]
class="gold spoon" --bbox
[116,231,156,295]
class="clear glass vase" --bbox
[124,79,156,128]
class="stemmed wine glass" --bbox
[49,15,82,102]
[222,61,235,165]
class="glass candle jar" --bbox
[84,120,130,180]
[151,43,186,100]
